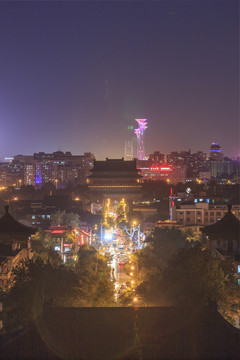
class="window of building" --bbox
[210,212,214,216]
[216,212,221,216]
[187,211,190,215]
[210,218,214,223]
[187,217,190,222]
[197,211,201,215]
[197,218,201,222]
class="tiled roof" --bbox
[201,205,240,240]
[0,206,37,235]
[91,158,139,172]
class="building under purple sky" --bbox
[0,1,239,159]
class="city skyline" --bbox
[0,1,239,159]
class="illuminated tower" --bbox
[134,119,148,160]
[124,141,133,160]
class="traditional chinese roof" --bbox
[0,205,37,236]
[201,205,240,240]
[88,158,142,178]
[45,226,90,236]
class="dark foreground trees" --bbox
[128,228,188,285]
[160,244,230,308]
[136,242,240,326]
[2,245,115,333]
[2,258,81,332]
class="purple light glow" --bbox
[135,119,148,160]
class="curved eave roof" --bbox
[0,207,37,235]
[201,211,240,240]
[88,173,142,179]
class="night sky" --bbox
[0,1,239,160]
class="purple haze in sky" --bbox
[0,1,239,159]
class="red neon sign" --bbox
[149,166,172,171]
[161,167,172,171]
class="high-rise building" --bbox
[124,141,133,161]
[148,151,165,166]
[209,143,223,161]
[24,164,35,186]
[166,150,207,178]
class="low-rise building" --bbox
[173,203,240,227]
[0,205,36,289]
[44,226,90,262]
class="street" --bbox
[99,230,135,303]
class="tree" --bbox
[50,210,66,226]
[218,284,240,327]
[50,210,81,227]
[160,244,231,310]
[2,258,81,332]
[75,245,115,306]
[145,227,188,265]
[31,231,62,265]
[64,212,81,227]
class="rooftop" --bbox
[0,206,37,236]
[201,205,240,240]
[91,158,140,172]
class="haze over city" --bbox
[0,1,240,358]
[0,1,239,159]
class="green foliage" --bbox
[32,245,62,266]
[104,216,115,229]
[145,227,188,265]
[133,227,187,285]
[218,284,240,327]
[50,210,81,227]
[182,228,201,242]
[2,258,81,333]
[75,245,115,306]
[136,247,164,282]
[118,289,135,306]
[31,231,62,265]
[135,233,234,311]
[161,244,231,309]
